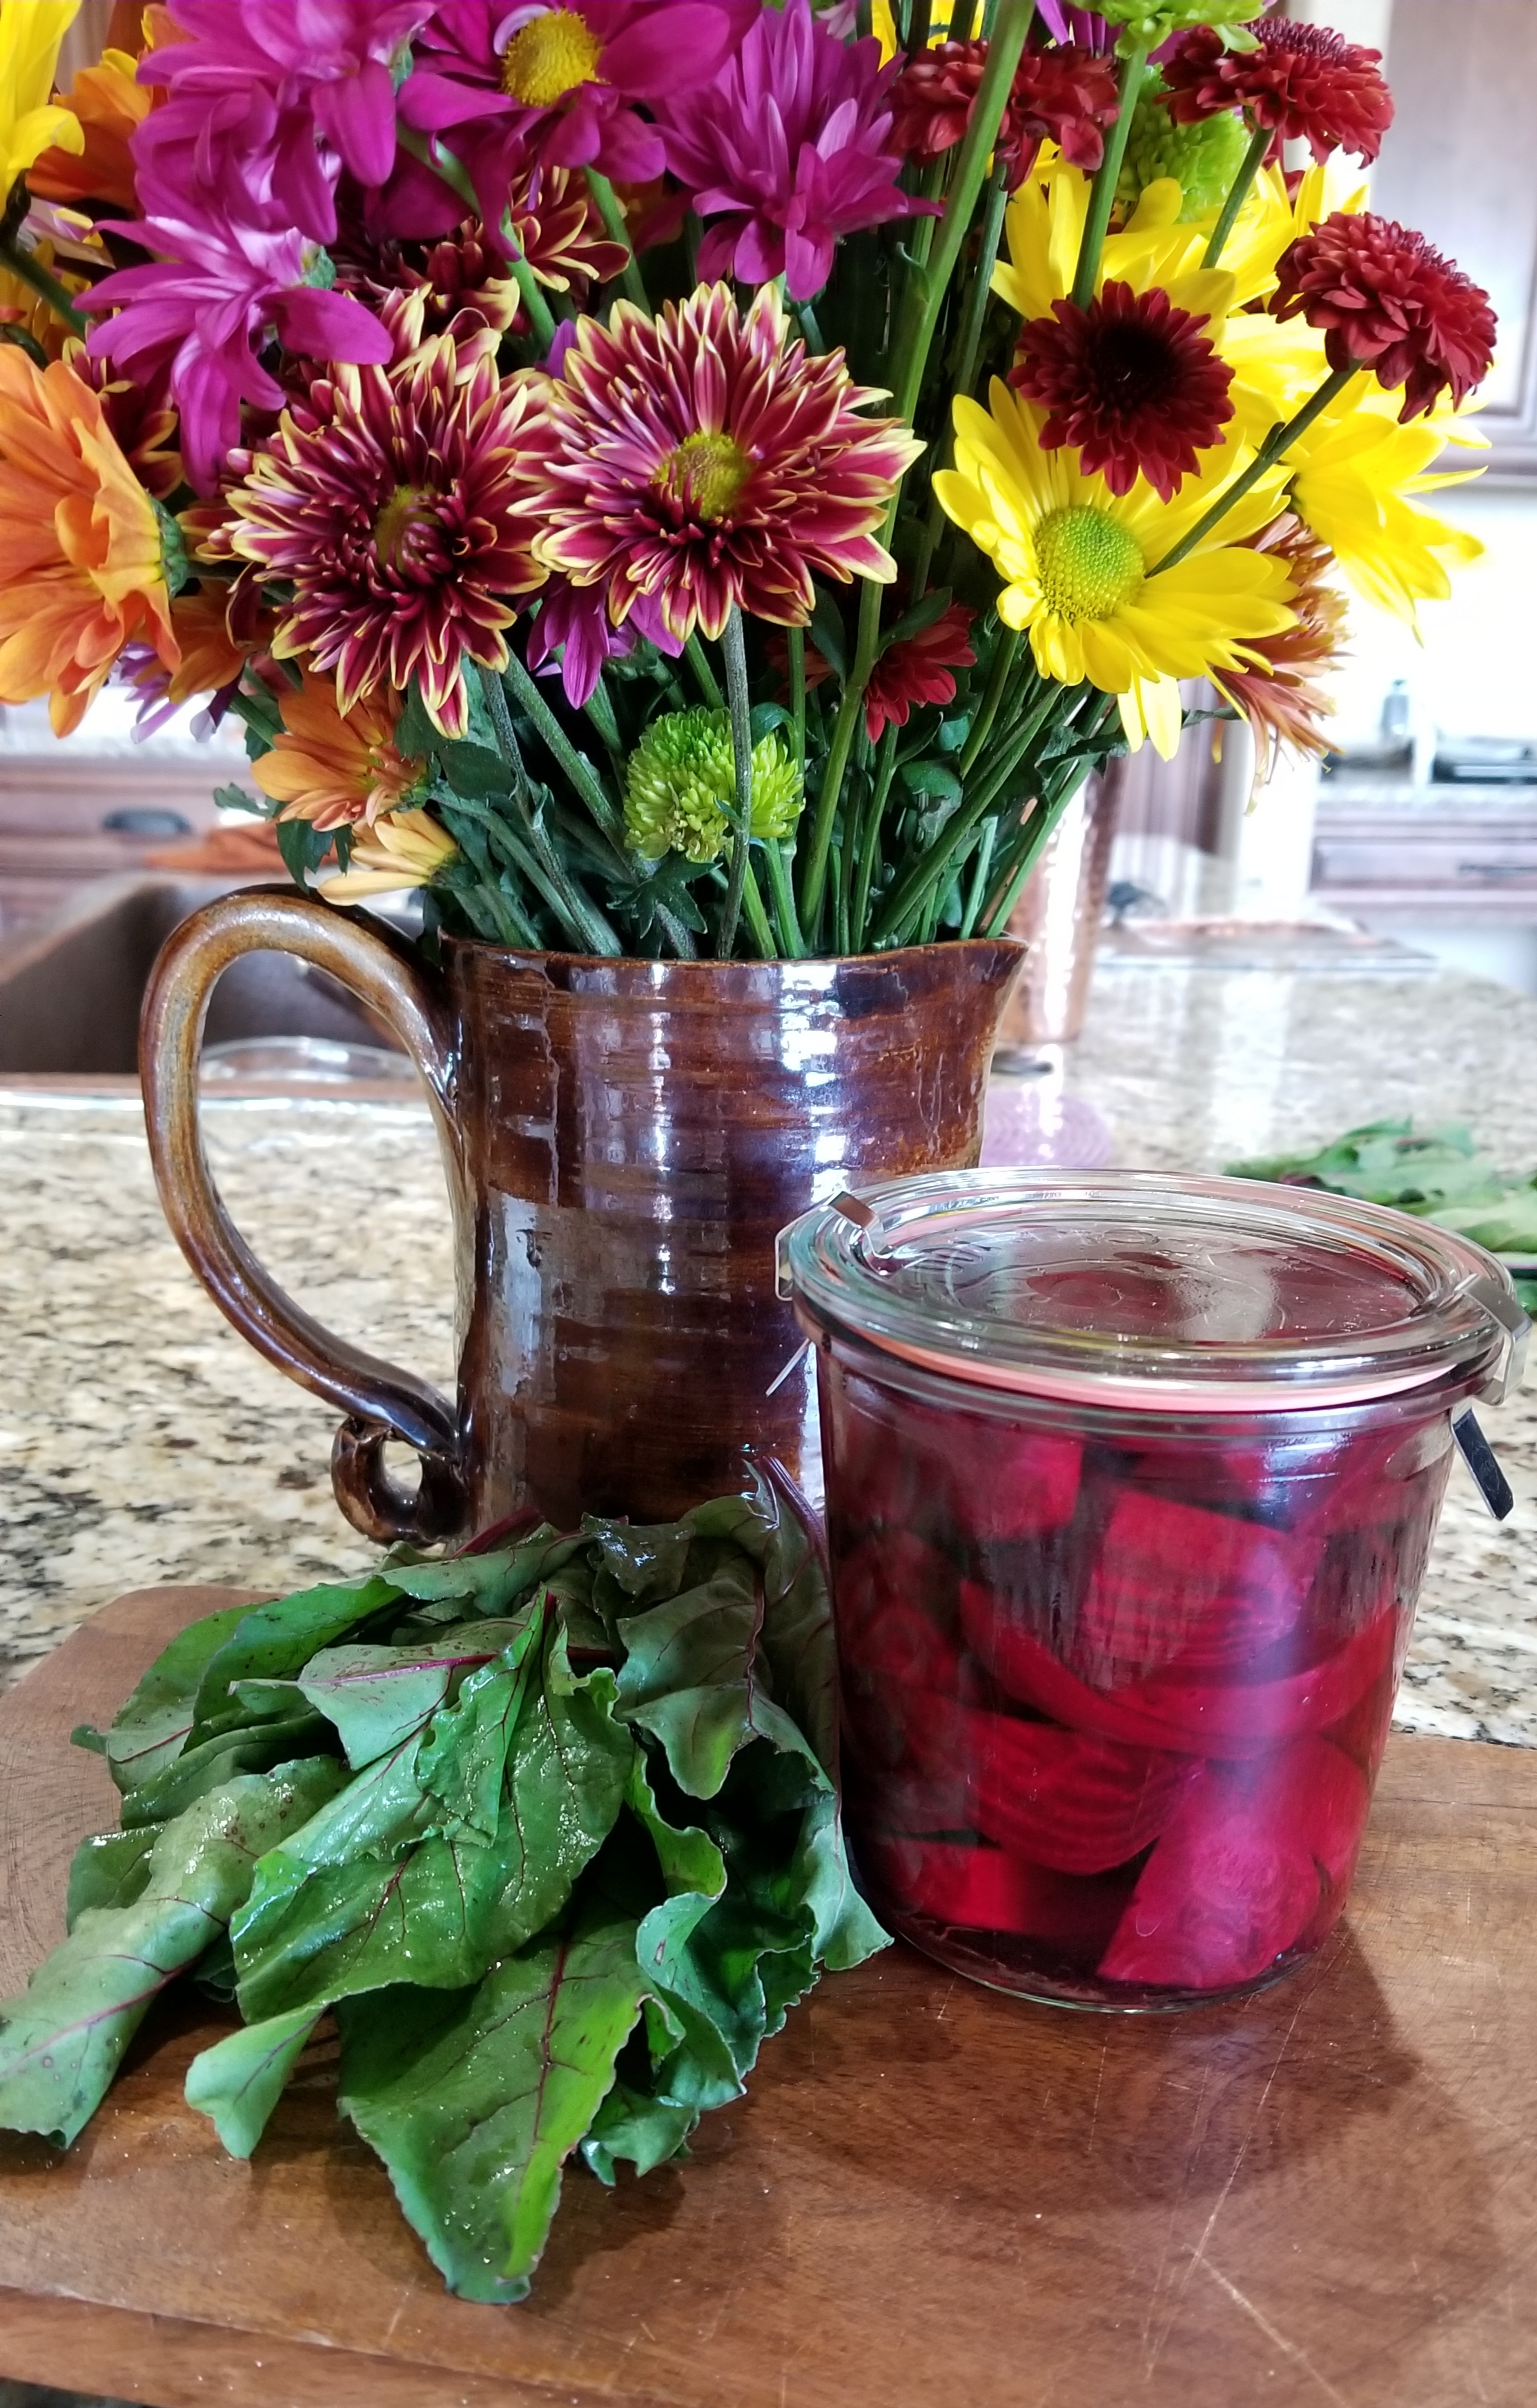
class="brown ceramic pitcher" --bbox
[140,889,1021,1542]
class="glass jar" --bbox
[779,1171,1527,2011]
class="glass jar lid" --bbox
[778,1169,1528,1412]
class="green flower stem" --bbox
[740,857,779,960]
[652,896,700,960]
[908,0,934,52]
[872,673,1068,945]
[911,161,1012,602]
[959,815,999,938]
[787,625,807,769]
[398,128,558,350]
[1201,117,1273,270]
[763,836,806,958]
[580,678,625,780]
[685,633,724,709]
[1151,364,1359,574]
[585,169,649,312]
[950,0,978,35]
[0,241,86,337]
[850,725,900,951]
[1070,39,1151,308]
[717,604,755,960]
[498,652,627,849]
[958,624,1023,776]
[799,0,1035,945]
[979,693,1117,934]
[792,295,827,355]
[477,667,621,954]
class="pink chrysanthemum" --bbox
[139,2,433,241]
[527,282,923,645]
[1160,19,1393,168]
[525,575,681,708]
[83,159,393,493]
[864,604,975,743]
[1010,280,1235,500]
[1273,211,1497,421]
[220,336,549,738]
[653,0,928,300]
[398,0,761,187]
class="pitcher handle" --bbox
[140,887,467,1546]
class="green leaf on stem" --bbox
[337,1904,652,2302]
[0,1758,345,2146]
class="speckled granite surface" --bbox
[0,952,1532,1748]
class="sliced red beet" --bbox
[864,1834,1133,1952]
[824,1372,957,1537]
[1099,1766,1323,1990]
[833,1531,958,1655]
[906,1696,1193,1874]
[1097,1733,1370,1990]
[1075,1486,1315,1681]
[948,1422,1083,1544]
[959,1578,1400,1759]
[1320,1665,1397,1776]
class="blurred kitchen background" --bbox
[3,0,1535,1080]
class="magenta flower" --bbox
[83,166,393,491]
[654,0,931,302]
[139,1,432,238]
[398,0,761,186]
[525,576,682,709]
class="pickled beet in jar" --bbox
[779,1172,1527,2011]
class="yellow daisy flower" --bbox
[873,0,955,61]
[1287,391,1485,626]
[934,378,1298,758]
[0,1,84,196]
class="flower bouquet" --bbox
[0,0,1497,966]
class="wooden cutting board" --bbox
[3,1588,1537,2408]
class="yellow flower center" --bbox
[501,8,603,106]
[1034,505,1144,624]
[653,431,750,523]
[374,484,434,570]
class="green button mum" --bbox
[624,709,804,865]
[1099,1,1262,55]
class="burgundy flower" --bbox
[138,1,433,240]
[525,575,681,708]
[220,335,549,738]
[398,0,761,187]
[890,39,1119,188]
[526,281,923,645]
[653,0,928,301]
[1010,280,1235,500]
[1272,211,1497,421]
[864,604,976,743]
[1160,19,1394,167]
[83,164,393,492]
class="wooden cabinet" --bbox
[1370,0,1537,482]
[1311,778,1537,918]
[0,752,228,936]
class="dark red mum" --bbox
[1010,280,1235,500]
[864,603,977,742]
[1160,17,1394,165]
[890,38,1119,188]
[1273,210,1497,420]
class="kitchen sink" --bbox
[0,876,411,1079]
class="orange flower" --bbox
[0,348,177,735]
[28,48,150,211]
[251,672,425,832]
[119,582,256,724]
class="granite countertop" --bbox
[1,949,1532,1745]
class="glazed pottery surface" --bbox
[140,891,1021,1541]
